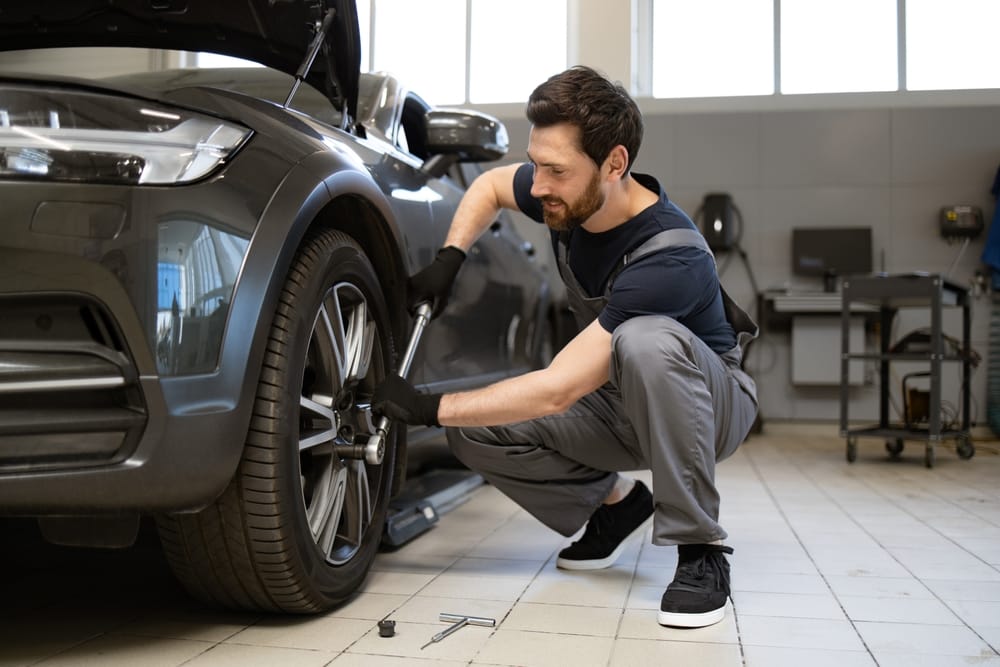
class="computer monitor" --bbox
[792,227,873,292]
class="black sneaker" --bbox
[658,544,733,628]
[556,480,654,570]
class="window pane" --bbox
[372,0,466,104]
[469,0,567,104]
[907,0,1000,91]
[652,0,773,98]
[781,0,896,94]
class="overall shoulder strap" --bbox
[610,228,758,340]
[607,228,714,291]
[624,228,714,266]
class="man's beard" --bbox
[542,172,604,233]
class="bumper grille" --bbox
[0,294,147,470]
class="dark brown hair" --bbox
[526,66,643,173]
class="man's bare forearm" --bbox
[437,369,574,427]
[444,164,521,251]
[437,320,614,428]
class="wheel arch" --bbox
[311,187,409,346]
[220,155,413,506]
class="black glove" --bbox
[407,246,466,318]
[372,374,442,426]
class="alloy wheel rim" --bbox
[298,280,380,565]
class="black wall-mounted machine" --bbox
[698,192,739,251]
[940,205,984,239]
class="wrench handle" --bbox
[365,302,433,464]
[396,302,433,379]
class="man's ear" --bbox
[605,145,629,179]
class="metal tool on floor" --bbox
[420,612,496,650]
[363,302,432,465]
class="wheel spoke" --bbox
[327,285,376,386]
[347,460,373,546]
[313,466,348,555]
[299,394,337,452]
[317,299,348,389]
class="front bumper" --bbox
[0,148,289,513]
[0,246,253,514]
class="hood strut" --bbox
[284,8,342,123]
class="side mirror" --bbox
[422,109,509,177]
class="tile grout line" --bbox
[793,450,1000,657]
[740,440,880,663]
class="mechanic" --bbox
[373,65,758,629]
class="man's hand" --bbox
[407,246,466,318]
[372,374,442,426]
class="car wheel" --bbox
[156,229,398,612]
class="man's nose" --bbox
[529,176,548,198]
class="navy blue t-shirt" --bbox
[513,163,736,353]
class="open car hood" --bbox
[0,0,361,121]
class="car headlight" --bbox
[0,85,251,185]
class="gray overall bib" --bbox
[446,228,758,545]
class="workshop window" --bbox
[651,0,774,98]
[905,0,1000,91]
[780,0,897,95]
[650,0,1000,98]
[360,0,568,105]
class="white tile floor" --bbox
[3,423,1000,666]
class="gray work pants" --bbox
[446,315,758,545]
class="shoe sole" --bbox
[657,606,725,628]
[555,515,652,571]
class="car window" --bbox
[399,92,430,159]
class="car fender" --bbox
[184,153,408,507]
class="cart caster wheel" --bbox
[846,438,858,463]
[924,446,935,469]
[885,438,904,459]
[956,436,975,460]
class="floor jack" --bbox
[374,303,485,548]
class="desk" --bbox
[760,290,878,385]
[761,290,878,328]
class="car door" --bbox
[391,93,546,393]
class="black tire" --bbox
[157,229,398,613]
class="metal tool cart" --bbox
[839,273,974,468]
